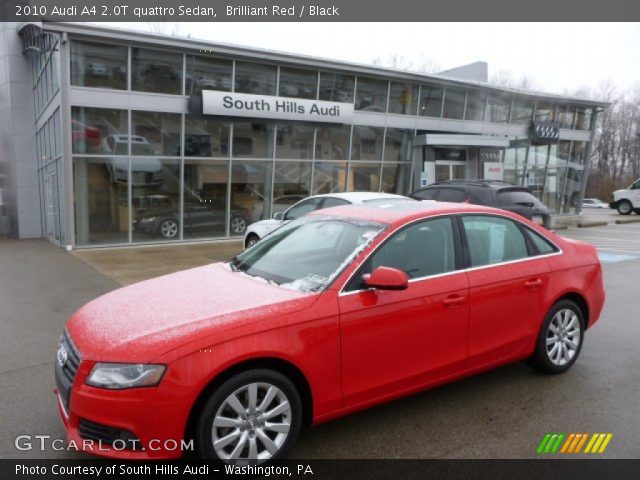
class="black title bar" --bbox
[1,0,640,21]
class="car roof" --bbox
[311,191,408,202]
[425,179,520,190]
[310,200,525,226]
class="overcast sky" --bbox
[99,22,640,96]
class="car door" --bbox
[460,214,552,369]
[338,216,470,407]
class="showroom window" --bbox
[234,61,277,95]
[231,160,273,226]
[575,107,593,130]
[312,161,347,194]
[388,82,418,115]
[486,94,512,123]
[131,158,181,243]
[131,111,182,156]
[351,125,384,161]
[319,72,354,103]
[355,77,388,112]
[275,123,315,159]
[535,102,556,122]
[273,162,312,214]
[185,55,232,96]
[183,159,230,239]
[232,121,276,158]
[314,125,351,160]
[71,107,128,154]
[419,85,444,117]
[384,128,413,162]
[443,88,466,119]
[556,104,576,129]
[512,98,534,125]
[279,67,318,99]
[73,157,130,246]
[70,40,127,90]
[184,115,230,157]
[465,91,487,121]
[349,162,381,191]
[131,48,183,95]
[381,163,412,194]
[461,215,528,266]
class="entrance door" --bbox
[435,162,466,182]
[44,172,61,244]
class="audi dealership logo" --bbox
[531,121,560,145]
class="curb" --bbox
[615,217,640,225]
[552,225,569,231]
[577,221,608,228]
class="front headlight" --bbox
[86,363,166,390]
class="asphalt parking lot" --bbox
[1,217,639,459]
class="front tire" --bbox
[196,369,302,463]
[529,300,585,374]
[617,200,633,215]
[230,216,247,235]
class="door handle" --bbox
[442,295,466,307]
[524,278,543,288]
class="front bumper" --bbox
[54,362,193,459]
[609,201,619,209]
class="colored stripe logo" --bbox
[537,433,613,454]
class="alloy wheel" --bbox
[212,382,292,462]
[619,201,632,214]
[545,308,581,366]
[231,217,247,234]
[160,220,178,238]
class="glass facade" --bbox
[60,36,600,247]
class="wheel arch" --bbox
[184,356,314,442]
[552,291,590,328]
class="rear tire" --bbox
[529,300,585,374]
[617,200,633,215]
[195,369,302,464]
[245,234,260,249]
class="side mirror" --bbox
[363,266,409,291]
[273,211,285,221]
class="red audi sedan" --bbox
[55,201,605,462]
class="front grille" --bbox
[78,419,140,450]
[54,329,81,413]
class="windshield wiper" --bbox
[515,201,535,207]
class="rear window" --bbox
[437,188,467,203]
[412,189,439,200]
[497,190,544,207]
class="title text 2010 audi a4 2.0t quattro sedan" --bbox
[55,201,605,463]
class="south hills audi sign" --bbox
[200,91,354,123]
[531,120,561,145]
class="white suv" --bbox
[243,192,412,248]
[611,178,640,215]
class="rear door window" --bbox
[497,190,544,208]
[524,228,558,255]
[412,188,439,200]
[321,197,351,209]
[284,197,323,220]
[437,188,467,203]
[462,215,529,267]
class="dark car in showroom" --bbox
[133,198,250,239]
[410,179,552,229]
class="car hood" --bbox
[66,263,316,362]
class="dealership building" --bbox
[0,22,607,249]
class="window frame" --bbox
[342,215,465,293]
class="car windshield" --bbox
[230,216,387,292]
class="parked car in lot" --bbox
[610,178,640,215]
[410,179,552,229]
[243,191,411,248]
[582,198,609,209]
[55,201,604,463]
